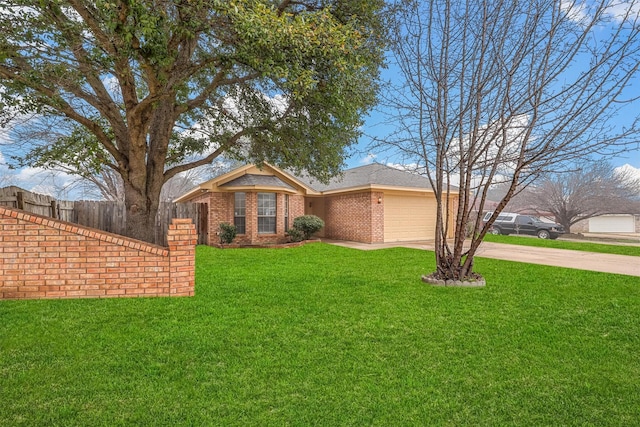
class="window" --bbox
[284,194,289,232]
[257,193,276,234]
[234,192,246,234]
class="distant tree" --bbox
[14,124,242,201]
[376,0,640,282]
[510,161,640,232]
[159,159,241,202]
[0,0,385,242]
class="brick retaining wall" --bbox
[0,206,196,300]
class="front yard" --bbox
[1,243,639,425]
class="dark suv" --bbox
[482,212,565,239]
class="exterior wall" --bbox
[0,207,195,300]
[289,194,305,226]
[196,191,305,245]
[323,191,383,243]
[193,192,233,246]
[305,197,326,237]
[572,218,589,233]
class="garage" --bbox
[384,193,437,242]
[589,215,635,233]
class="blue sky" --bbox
[347,108,640,172]
[1,0,639,197]
[345,2,640,176]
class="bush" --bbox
[291,215,325,240]
[286,227,306,243]
[219,222,237,244]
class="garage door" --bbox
[384,194,437,242]
[589,215,635,233]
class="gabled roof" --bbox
[175,162,455,202]
[173,163,317,202]
[219,174,296,191]
[293,163,443,193]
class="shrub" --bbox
[286,227,306,243]
[291,215,324,240]
[219,222,237,244]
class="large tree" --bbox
[510,161,640,232]
[0,0,385,242]
[377,0,640,281]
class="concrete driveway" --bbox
[323,239,640,277]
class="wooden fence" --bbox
[0,186,208,246]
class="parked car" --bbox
[482,212,565,239]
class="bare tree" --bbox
[510,161,640,232]
[377,0,640,281]
[159,159,241,202]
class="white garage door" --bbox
[384,194,436,242]
[589,215,635,233]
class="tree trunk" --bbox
[117,93,174,244]
[558,217,571,234]
[123,179,161,244]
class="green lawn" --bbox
[483,233,640,256]
[2,243,640,426]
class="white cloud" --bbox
[559,0,640,24]
[0,145,78,196]
[607,1,640,22]
[615,163,640,181]
[559,0,590,23]
[359,153,377,165]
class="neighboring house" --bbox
[175,163,459,245]
[587,214,640,233]
[571,214,640,233]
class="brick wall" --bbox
[571,218,589,233]
[323,191,383,243]
[196,191,305,245]
[190,192,232,245]
[371,191,384,243]
[289,194,305,228]
[0,207,196,300]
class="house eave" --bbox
[217,185,299,194]
[173,187,207,203]
[321,184,454,195]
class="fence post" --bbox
[50,200,58,219]
[16,191,24,210]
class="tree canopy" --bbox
[0,0,385,241]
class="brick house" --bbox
[175,163,458,245]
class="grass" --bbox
[2,243,640,426]
[483,233,640,256]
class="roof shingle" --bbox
[293,163,435,191]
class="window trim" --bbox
[284,194,289,232]
[257,192,277,234]
[234,192,246,235]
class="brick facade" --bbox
[192,191,305,245]
[323,191,384,243]
[0,207,195,300]
[176,164,454,245]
